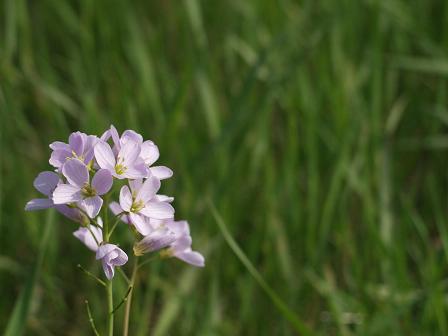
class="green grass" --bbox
[1,0,448,335]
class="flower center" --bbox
[115,163,127,175]
[71,150,85,162]
[130,200,144,213]
[81,184,97,197]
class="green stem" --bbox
[123,257,139,336]
[107,280,114,336]
[103,197,114,336]
[85,300,100,336]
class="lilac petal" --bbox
[110,201,123,214]
[109,202,129,224]
[102,261,115,280]
[96,244,117,259]
[69,132,85,157]
[123,164,149,179]
[84,135,99,163]
[34,171,60,196]
[175,251,205,267]
[118,140,141,167]
[150,166,173,180]
[154,194,174,203]
[73,226,102,251]
[172,235,193,251]
[80,196,103,218]
[100,129,111,141]
[140,141,159,166]
[110,125,121,149]
[55,205,84,223]
[53,184,82,204]
[129,213,153,235]
[62,159,89,187]
[25,198,54,211]
[122,130,143,145]
[50,141,70,151]
[134,228,177,255]
[166,220,190,237]
[111,248,128,266]
[119,186,133,212]
[129,179,143,195]
[140,201,174,219]
[94,141,116,170]
[92,169,113,195]
[49,149,72,168]
[136,176,160,204]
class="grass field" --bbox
[2,0,448,335]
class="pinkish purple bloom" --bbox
[25,171,86,223]
[96,244,128,280]
[102,125,173,180]
[134,220,204,267]
[164,220,204,267]
[49,131,98,169]
[53,158,112,218]
[115,177,175,235]
[94,139,147,179]
[26,125,204,285]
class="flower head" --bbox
[49,131,98,169]
[114,177,174,235]
[96,244,128,280]
[102,125,173,180]
[134,220,204,267]
[94,139,148,179]
[53,158,112,218]
[25,171,87,223]
[25,125,204,283]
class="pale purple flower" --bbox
[102,125,173,180]
[53,159,113,218]
[49,131,98,169]
[134,220,205,267]
[94,139,147,179]
[115,177,175,235]
[109,194,174,228]
[96,244,128,280]
[73,218,103,252]
[164,221,205,267]
[25,171,86,223]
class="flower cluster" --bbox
[26,126,204,279]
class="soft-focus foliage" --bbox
[1,0,448,335]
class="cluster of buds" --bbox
[26,126,204,279]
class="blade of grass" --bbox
[4,209,55,336]
[209,200,313,336]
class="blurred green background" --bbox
[2,0,448,335]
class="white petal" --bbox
[119,186,132,212]
[25,198,54,211]
[140,201,174,219]
[150,166,173,180]
[53,184,82,204]
[94,141,116,170]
